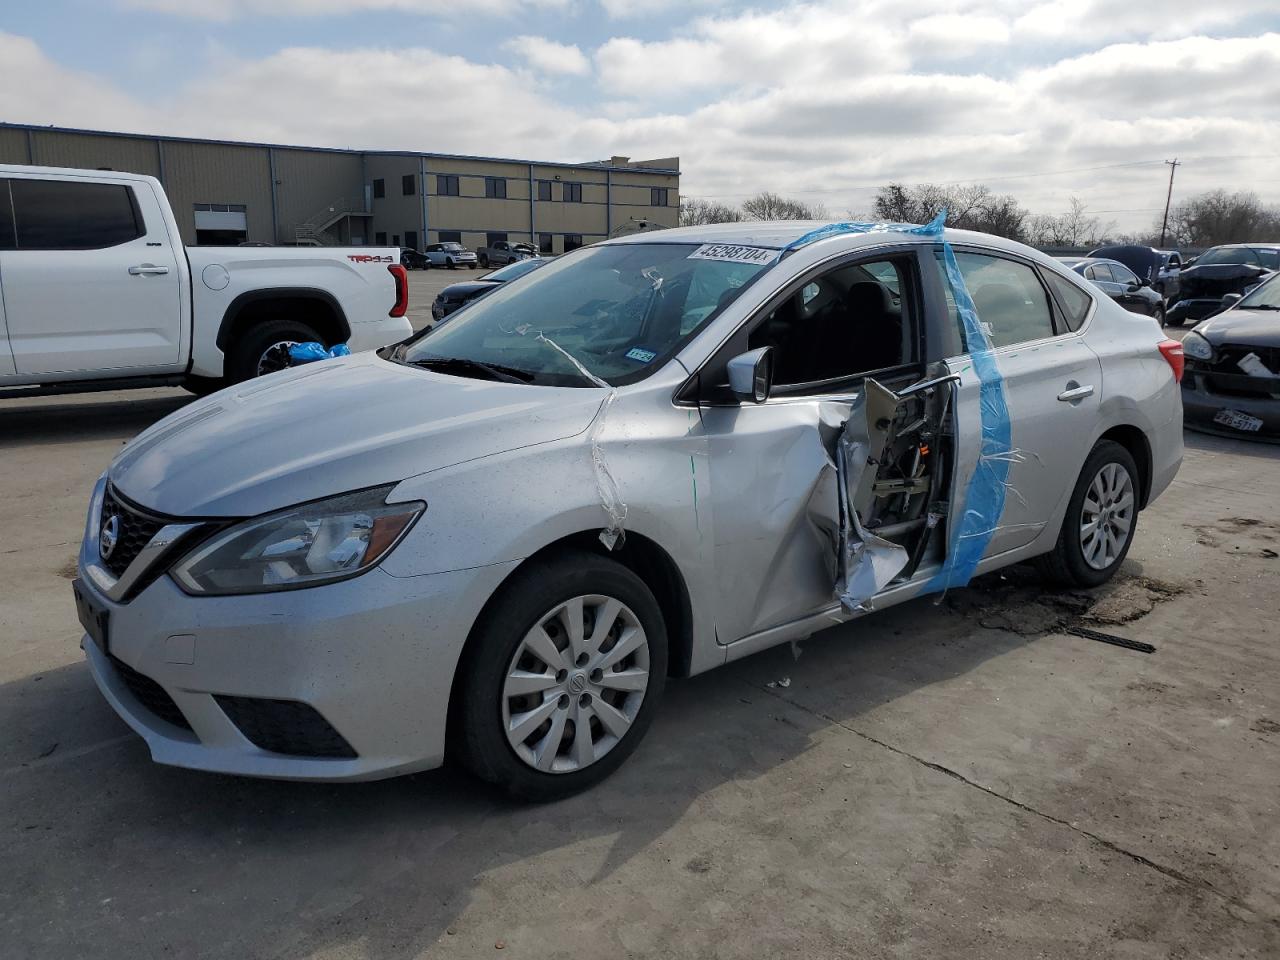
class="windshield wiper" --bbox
[1242,303,1280,311]
[409,356,534,383]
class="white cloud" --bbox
[503,36,591,76]
[120,0,569,19]
[7,1,1280,233]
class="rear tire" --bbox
[227,318,323,384]
[453,550,667,801]
[1036,440,1140,588]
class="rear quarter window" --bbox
[1043,270,1094,331]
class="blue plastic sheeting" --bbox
[288,342,351,364]
[787,210,1016,592]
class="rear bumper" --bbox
[346,316,412,353]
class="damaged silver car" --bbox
[74,218,1185,800]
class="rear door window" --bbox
[1086,263,1114,282]
[1043,271,1093,332]
[0,180,14,250]
[936,251,1056,349]
[10,179,143,250]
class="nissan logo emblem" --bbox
[100,514,120,561]
[568,673,587,694]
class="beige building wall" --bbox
[159,141,273,244]
[274,149,364,243]
[0,125,680,253]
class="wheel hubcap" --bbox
[1080,462,1135,570]
[501,594,649,774]
[256,341,298,377]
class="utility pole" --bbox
[1159,159,1180,247]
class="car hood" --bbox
[1193,309,1280,348]
[108,351,605,518]
[1175,263,1273,302]
[441,280,500,299]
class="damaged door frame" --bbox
[676,241,966,654]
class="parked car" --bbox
[1060,257,1165,322]
[1181,272,1280,439]
[400,248,431,270]
[430,257,546,322]
[478,240,538,268]
[1165,243,1279,327]
[1089,244,1182,299]
[425,242,478,269]
[74,221,1183,800]
[0,164,411,399]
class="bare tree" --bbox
[1163,190,1280,247]
[740,191,828,221]
[1025,197,1114,247]
[873,182,1028,240]
[679,197,743,227]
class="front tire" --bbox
[1036,440,1140,587]
[453,550,667,801]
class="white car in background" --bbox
[75,221,1183,800]
[424,241,478,269]
[0,164,412,398]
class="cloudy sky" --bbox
[2,0,1279,231]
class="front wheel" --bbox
[453,550,667,801]
[1036,440,1139,587]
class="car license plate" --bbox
[72,578,109,654]
[1213,409,1264,432]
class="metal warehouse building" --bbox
[0,123,680,255]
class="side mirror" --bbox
[727,346,774,403]
[1221,292,1243,310]
[1184,256,1198,267]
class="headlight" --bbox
[1182,331,1214,361]
[171,486,423,595]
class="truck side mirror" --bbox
[727,346,774,403]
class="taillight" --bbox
[1158,339,1184,383]
[388,264,408,318]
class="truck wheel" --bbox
[1036,440,1139,588]
[452,550,667,801]
[478,254,489,268]
[228,319,324,384]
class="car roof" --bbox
[603,221,1045,259]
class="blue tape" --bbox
[786,209,1012,592]
[287,341,350,364]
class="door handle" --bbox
[1057,383,1095,403]
[128,264,169,276]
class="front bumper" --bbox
[1182,375,1280,440]
[80,559,518,781]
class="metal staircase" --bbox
[293,197,369,245]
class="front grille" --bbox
[1202,345,1280,397]
[215,696,357,759]
[99,486,167,577]
[109,655,192,731]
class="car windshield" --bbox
[1197,247,1267,267]
[1237,275,1280,310]
[485,258,545,282]
[442,243,465,251]
[401,242,773,387]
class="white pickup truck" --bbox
[0,165,413,398]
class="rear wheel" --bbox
[478,254,489,268]
[453,550,667,801]
[1036,440,1139,587]
[227,318,323,384]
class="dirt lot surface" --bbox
[1,288,1277,958]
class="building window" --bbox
[539,232,554,254]
[402,174,416,196]
[486,231,508,247]
[405,230,418,251]
[392,234,400,246]
[651,187,669,207]
[9,179,142,250]
[564,233,583,251]
[485,177,507,199]
[538,181,552,202]
[562,182,582,203]
[437,230,462,243]
[373,178,385,199]
[437,175,460,197]
[375,231,387,245]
